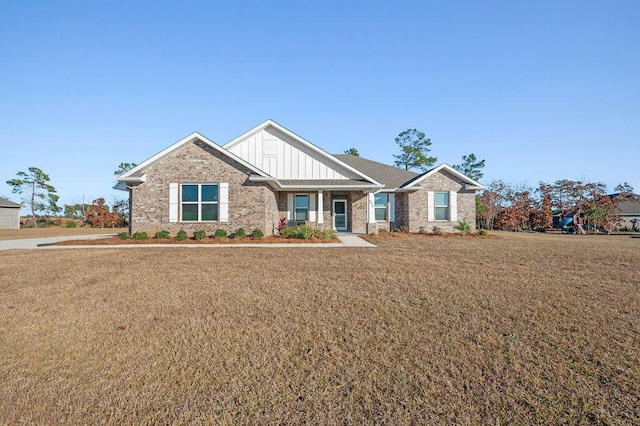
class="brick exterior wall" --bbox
[394,193,409,230]
[130,140,279,235]
[0,207,20,229]
[128,139,477,236]
[405,169,476,233]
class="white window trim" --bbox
[180,183,219,222]
[294,193,309,223]
[169,183,179,223]
[332,198,348,231]
[427,191,435,221]
[449,191,457,222]
[374,193,388,222]
[389,193,395,222]
[434,191,449,221]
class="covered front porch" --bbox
[276,189,385,234]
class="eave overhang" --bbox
[248,175,383,191]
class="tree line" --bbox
[4,163,136,228]
[477,180,635,232]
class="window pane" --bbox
[334,201,345,215]
[182,204,198,221]
[201,204,217,221]
[201,185,218,202]
[295,194,308,209]
[295,208,307,222]
[374,193,387,207]
[435,192,449,206]
[375,207,387,221]
[435,206,448,221]
[182,185,198,202]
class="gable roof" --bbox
[401,164,485,190]
[0,199,22,208]
[224,120,382,186]
[609,193,640,215]
[333,154,419,189]
[116,132,270,184]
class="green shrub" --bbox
[322,228,336,239]
[251,228,264,239]
[296,224,314,239]
[117,231,130,240]
[132,232,148,240]
[155,230,171,239]
[280,227,296,239]
[280,224,314,239]
[64,220,78,228]
[193,230,206,240]
[214,229,228,238]
[234,228,246,237]
[312,229,324,239]
[176,230,187,241]
[454,219,471,236]
[478,229,489,237]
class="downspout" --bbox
[128,186,133,235]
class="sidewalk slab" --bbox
[0,234,376,250]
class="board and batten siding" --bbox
[227,129,348,180]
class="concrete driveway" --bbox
[0,234,117,250]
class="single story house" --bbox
[610,193,640,231]
[116,120,485,235]
[0,199,22,229]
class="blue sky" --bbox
[1,1,638,208]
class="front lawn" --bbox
[1,232,638,424]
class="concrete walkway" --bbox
[0,233,376,250]
[336,234,377,247]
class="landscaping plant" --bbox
[214,229,228,238]
[154,230,171,239]
[455,219,471,236]
[251,228,264,239]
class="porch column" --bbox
[317,190,324,224]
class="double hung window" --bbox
[295,194,308,222]
[434,192,449,221]
[374,193,388,221]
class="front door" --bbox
[333,199,348,231]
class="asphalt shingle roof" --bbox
[0,199,22,208]
[610,193,640,215]
[334,154,419,189]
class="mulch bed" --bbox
[53,236,338,245]
[362,231,492,241]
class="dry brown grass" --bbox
[0,227,124,240]
[1,232,638,424]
